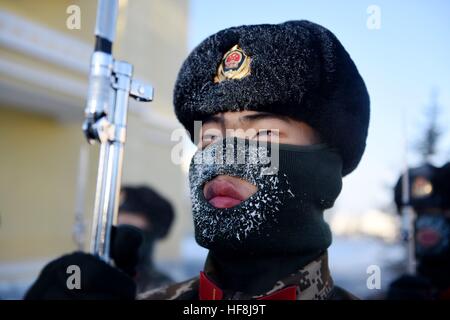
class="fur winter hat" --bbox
[174,20,370,175]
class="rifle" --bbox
[83,0,153,263]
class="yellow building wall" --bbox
[0,0,192,280]
[0,108,98,261]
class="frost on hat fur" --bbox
[174,20,370,175]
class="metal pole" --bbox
[95,0,118,43]
[83,0,153,263]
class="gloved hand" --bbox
[24,225,143,300]
[386,274,434,300]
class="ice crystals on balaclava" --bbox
[189,137,294,247]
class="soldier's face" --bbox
[199,111,322,209]
[117,212,150,232]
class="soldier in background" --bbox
[117,186,174,293]
[388,162,450,299]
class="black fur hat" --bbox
[174,20,370,175]
[119,186,174,238]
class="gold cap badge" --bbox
[214,45,251,83]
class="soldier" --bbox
[25,20,370,300]
[117,186,174,293]
[387,162,450,299]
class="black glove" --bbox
[24,225,143,300]
[386,274,434,300]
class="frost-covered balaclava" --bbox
[189,137,343,257]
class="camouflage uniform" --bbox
[135,265,173,294]
[138,252,356,300]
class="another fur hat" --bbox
[119,186,174,238]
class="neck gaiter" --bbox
[415,214,450,290]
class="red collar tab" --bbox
[199,272,223,300]
[199,272,297,300]
[439,287,450,300]
[257,286,297,300]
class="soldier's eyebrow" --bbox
[239,112,291,124]
[202,114,224,126]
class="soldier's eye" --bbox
[254,129,279,140]
[203,134,219,141]
[201,134,221,148]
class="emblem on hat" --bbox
[214,44,251,83]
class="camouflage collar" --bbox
[200,252,334,300]
[138,253,335,300]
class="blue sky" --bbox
[187,0,450,214]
